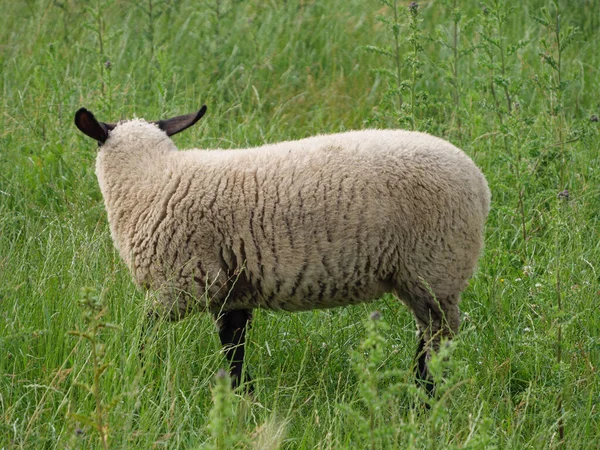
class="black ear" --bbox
[74,108,116,144]
[154,105,207,137]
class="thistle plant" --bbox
[67,287,121,450]
[340,311,485,448]
[84,0,113,94]
[435,0,476,137]
[343,311,419,449]
[533,1,579,189]
[478,1,517,119]
[83,0,117,113]
[478,0,530,253]
[406,2,423,130]
[354,311,396,449]
[205,368,246,450]
[363,1,426,130]
[533,4,579,442]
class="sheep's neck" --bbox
[96,147,173,266]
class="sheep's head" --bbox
[74,106,208,145]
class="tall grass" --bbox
[1,0,599,448]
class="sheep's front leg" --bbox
[216,309,253,392]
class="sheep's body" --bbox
[77,107,490,393]
[98,123,489,321]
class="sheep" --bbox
[74,105,491,395]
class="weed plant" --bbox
[1,0,599,448]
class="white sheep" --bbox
[75,106,491,394]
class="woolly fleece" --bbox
[96,120,490,338]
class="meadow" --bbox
[1,0,599,448]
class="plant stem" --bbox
[392,0,403,110]
[411,21,417,130]
[91,332,108,450]
[97,0,105,93]
[452,0,460,132]
[495,0,512,113]
[148,0,154,60]
[555,6,565,188]
[553,3,565,440]
[518,188,527,243]
[555,205,564,442]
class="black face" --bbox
[74,106,208,145]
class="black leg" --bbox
[415,333,435,398]
[216,309,253,392]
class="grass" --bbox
[1,0,599,448]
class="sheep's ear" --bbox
[154,105,207,137]
[74,108,116,144]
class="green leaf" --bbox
[69,413,96,429]
[372,68,397,80]
[560,26,579,52]
[75,382,94,395]
[97,363,110,377]
[360,45,393,58]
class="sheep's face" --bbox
[74,106,208,147]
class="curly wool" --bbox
[96,121,490,321]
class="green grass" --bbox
[1,0,599,448]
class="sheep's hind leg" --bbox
[415,331,435,397]
[410,293,461,397]
[215,309,254,393]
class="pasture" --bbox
[0,0,599,448]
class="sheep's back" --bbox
[166,130,489,313]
